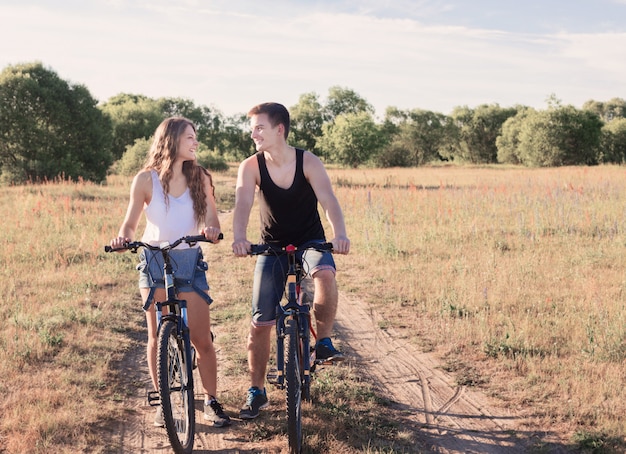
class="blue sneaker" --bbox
[239,387,269,419]
[315,338,345,363]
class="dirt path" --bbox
[335,293,529,453]
[100,284,576,453]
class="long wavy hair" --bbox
[143,117,215,226]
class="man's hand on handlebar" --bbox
[232,238,252,257]
[330,236,350,255]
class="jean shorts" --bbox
[251,240,336,327]
[137,247,212,310]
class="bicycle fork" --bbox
[268,274,314,390]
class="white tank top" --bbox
[141,170,199,247]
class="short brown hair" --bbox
[248,102,290,139]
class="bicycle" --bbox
[105,233,222,454]
[248,242,335,454]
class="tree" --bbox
[582,98,626,123]
[159,97,225,151]
[99,94,163,160]
[220,113,255,161]
[496,107,534,164]
[516,104,603,166]
[323,86,374,123]
[195,105,227,152]
[289,92,324,154]
[319,111,384,167]
[379,108,450,166]
[448,104,518,163]
[600,118,626,164]
[0,62,113,184]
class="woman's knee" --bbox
[191,329,214,351]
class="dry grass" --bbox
[2,164,626,452]
[329,164,626,449]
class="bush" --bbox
[197,148,228,172]
[115,138,150,176]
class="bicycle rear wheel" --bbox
[157,319,195,454]
[285,318,303,454]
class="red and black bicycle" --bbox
[249,242,333,454]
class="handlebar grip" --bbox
[104,244,130,252]
[186,233,224,243]
[320,242,334,251]
[250,244,270,255]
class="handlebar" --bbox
[105,233,224,253]
[248,242,333,256]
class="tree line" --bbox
[1,62,625,184]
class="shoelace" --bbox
[245,389,261,407]
[210,401,225,415]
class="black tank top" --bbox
[257,148,325,247]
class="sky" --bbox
[1,0,625,118]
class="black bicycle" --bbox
[105,233,222,454]
[249,242,334,454]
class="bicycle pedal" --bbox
[314,358,336,366]
[147,390,160,407]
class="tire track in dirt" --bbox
[334,292,531,453]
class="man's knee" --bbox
[248,324,272,346]
[313,268,335,284]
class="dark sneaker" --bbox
[239,387,269,419]
[154,406,165,427]
[315,337,345,363]
[204,399,231,427]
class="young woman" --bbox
[110,117,230,427]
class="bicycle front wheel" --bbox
[285,318,303,454]
[157,319,195,454]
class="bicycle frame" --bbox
[273,244,314,391]
[154,246,192,365]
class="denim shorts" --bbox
[251,240,336,326]
[137,247,212,310]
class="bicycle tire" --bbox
[285,318,303,454]
[158,319,195,454]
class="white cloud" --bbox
[1,1,624,117]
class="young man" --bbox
[232,102,351,419]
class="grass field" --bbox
[1,164,626,452]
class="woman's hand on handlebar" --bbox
[232,238,252,257]
[201,226,222,243]
[110,236,130,252]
